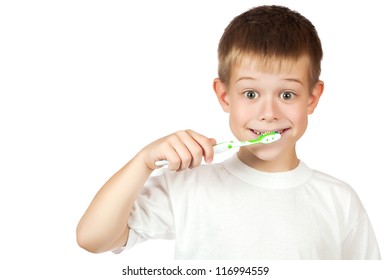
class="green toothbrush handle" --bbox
[213,141,237,154]
[155,132,280,166]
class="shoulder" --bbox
[146,160,230,192]
[161,161,227,184]
[305,166,370,234]
[311,169,350,189]
[309,167,354,193]
[308,167,364,212]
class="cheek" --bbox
[232,101,254,120]
[288,105,309,134]
[228,102,252,133]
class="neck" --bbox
[237,147,299,172]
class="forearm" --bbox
[76,152,153,253]
[77,130,215,253]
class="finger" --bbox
[175,130,208,168]
[206,138,217,163]
[167,133,193,171]
[185,140,204,168]
[150,140,180,170]
[186,130,216,164]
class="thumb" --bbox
[209,138,217,146]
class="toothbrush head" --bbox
[248,131,281,144]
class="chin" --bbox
[253,151,283,162]
[247,145,286,162]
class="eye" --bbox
[243,90,259,100]
[279,91,295,100]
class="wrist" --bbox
[133,149,156,173]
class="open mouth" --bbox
[249,128,290,136]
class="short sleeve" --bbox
[117,172,176,252]
[341,190,381,259]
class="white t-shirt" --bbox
[120,154,380,259]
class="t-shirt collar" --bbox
[222,153,313,189]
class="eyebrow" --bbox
[235,76,303,85]
[235,76,256,83]
[284,78,304,85]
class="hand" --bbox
[139,130,216,171]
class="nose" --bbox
[258,97,280,122]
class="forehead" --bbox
[230,54,310,84]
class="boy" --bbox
[77,5,380,259]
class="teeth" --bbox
[252,129,284,135]
[252,129,273,135]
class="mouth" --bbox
[249,128,290,136]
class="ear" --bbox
[213,78,230,113]
[307,80,324,115]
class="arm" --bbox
[76,130,215,253]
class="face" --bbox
[214,55,324,172]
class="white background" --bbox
[1,0,389,279]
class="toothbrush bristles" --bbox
[261,131,279,135]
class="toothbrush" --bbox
[155,131,281,166]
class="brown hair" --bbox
[218,5,323,90]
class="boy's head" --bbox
[217,5,322,90]
[214,5,324,171]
